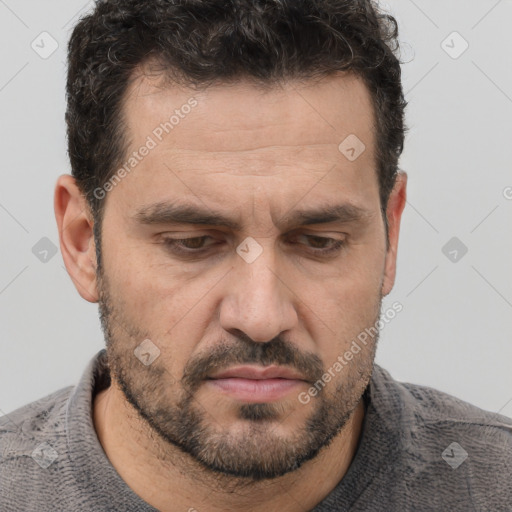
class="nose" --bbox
[219,241,298,342]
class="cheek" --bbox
[306,247,384,360]
[106,248,239,372]
[316,277,381,338]
[103,229,194,318]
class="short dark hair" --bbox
[66,0,406,250]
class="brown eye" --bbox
[180,237,209,249]
[162,236,215,254]
[292,234,345,255]
[306,235,332,249]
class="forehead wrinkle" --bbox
[157,147,344,180]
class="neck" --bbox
[93,383,365,512]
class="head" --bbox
[55,0,407,481]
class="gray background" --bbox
[1,0,511,419]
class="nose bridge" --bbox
[220,237,297,342]
[239,238,280,303]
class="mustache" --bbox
[181,334,324,392]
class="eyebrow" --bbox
[132,201,374,231]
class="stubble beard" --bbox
[96,264,379,483]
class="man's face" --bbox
[96,71,393,480]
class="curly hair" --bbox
[66,0,406,235]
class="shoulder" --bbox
[356,365,512,509]
[0,386,74,509]
[371,364,512,441]
[0,385,73,442]
[370,364,512,480]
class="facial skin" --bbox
[54,69,407,512]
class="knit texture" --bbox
[1,349,511,511]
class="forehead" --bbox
[110,67,380,222]
[122,66,375,157]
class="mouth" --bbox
[205,365,309,402]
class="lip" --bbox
[206,365,308,403]
[208,365,307,381]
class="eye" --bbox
[292,234,345,255]
[161,236,216,255]
[160,234,346,257]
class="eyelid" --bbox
[159,232,346,257]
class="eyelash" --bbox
[161,234,345,257]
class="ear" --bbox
[381,171,407,297]
[54,175,99,303]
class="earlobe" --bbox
[381,171,407,297]
[54,174,99,303]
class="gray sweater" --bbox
[1,349,511,511]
